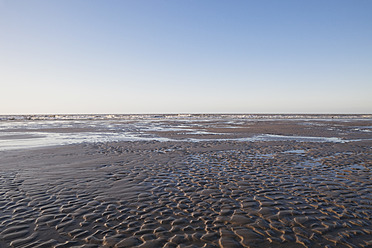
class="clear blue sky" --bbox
[1,0,371,114]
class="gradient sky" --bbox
[1,0,371,114]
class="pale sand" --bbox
[0,120,371,248]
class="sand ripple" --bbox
[0,139,371,247]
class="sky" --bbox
[1,0,371,114]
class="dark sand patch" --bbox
[0,134,45,140]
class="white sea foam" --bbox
[1,114,371,121]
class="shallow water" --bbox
[1,114,371,151]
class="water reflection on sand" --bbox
[0,114,371,151]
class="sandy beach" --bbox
[0,116,371,247]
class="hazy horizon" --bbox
[1,0,371,114]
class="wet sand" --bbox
[0,120,371,247]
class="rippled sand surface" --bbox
[0,120,371,248]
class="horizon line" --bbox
[1,113,371,116]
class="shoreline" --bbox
[1,118,371,151]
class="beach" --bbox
[0,115,371,247]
